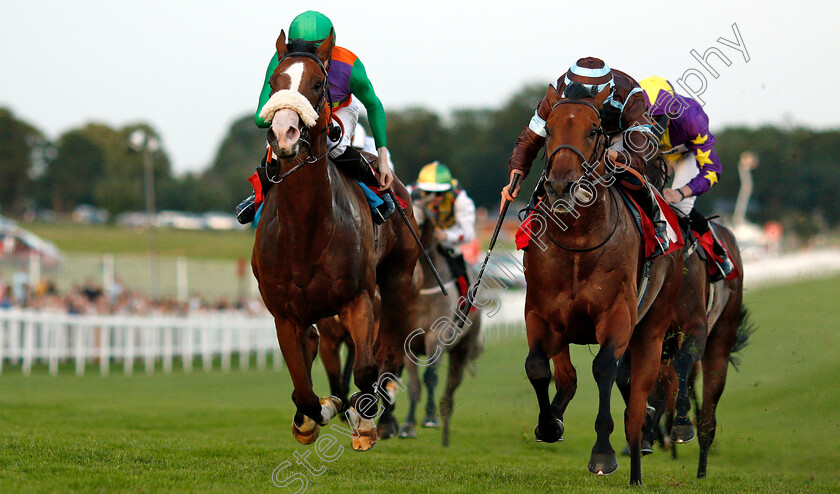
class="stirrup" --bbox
[236,194,256,225]
[372,193,395,225]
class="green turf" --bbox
[1,277,839,493]
[23,222,254,260]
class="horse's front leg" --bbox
[588,307,632,476]
[340,292,380,451]
[671,316,708,444]
[524,312,563,443]
[274,318,341,445]
[550,345,577,427]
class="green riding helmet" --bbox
[288,10,334,44]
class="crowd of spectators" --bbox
[0,269,267,317]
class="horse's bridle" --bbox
[539,98,620,251]
[265,51,336,184]
[542,99,612,185]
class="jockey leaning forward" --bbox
[639,76,734,280]
[410,162,477,306]
[237,10,396,225]
[502,57,672,258]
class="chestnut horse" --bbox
[251,30,420,451]
[521,85,683,485]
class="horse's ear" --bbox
[593,84,611,108]
[276,30,289,59]
[315,28,335,65]
[545,84,561,107]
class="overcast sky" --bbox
[0,0,834,175]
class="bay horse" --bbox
[626,220,751,477]
[397,201,484,446]
[521,84,683,485]
[251,29,420,451]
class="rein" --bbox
[265,50,339,185]
[544,188,620,252]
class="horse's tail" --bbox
[729,305,756,371]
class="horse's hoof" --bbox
[377,418,399,440]
[670,423,696,444]
[398,424,417,439]
[422,415,440,428]
[534,418,564,443]
[588,452,619,475]
[292,422,320,445]
[641,439,653,456]
[351,428,379,452]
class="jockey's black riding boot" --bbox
[236,194,256,225]
[628,183,669,258]
[332,146,377,185]
[440,246,472,309]
[689,209,734,281]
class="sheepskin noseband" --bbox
[259,90,319,128]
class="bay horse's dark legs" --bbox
[550,346,577,425]
[525,315,563,443]
[422,365,440,427]
[589,342,619,475]
[671,322,707,444]
[696,305,738,478]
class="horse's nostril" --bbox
[286,127,299,142]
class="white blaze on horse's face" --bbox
[270,62,306,157]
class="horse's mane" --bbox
[286,39,319,54]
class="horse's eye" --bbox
[314,81,323,90]
[589,128,598,137]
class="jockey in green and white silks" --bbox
[237,10,395,224]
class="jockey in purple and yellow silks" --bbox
[236,10,395,225]
[640,76,733,280]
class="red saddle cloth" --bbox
[693,230,740,280]
[515,192,684,258]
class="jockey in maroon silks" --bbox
[502,57,672,258]
[640,76,734,280]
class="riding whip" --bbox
[456,173,521,329]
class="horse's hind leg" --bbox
[441,326,477,447]
[399,356,421,438]
[274,319,340,445]
[422,365,440,427]
[696,308,738,478]
[318,319,348,411]
[525,314,563,443]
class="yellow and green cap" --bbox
[417,162,454,192]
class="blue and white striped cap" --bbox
[562,57,614,99]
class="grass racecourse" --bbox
[1,276,839,493]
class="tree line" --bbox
[1,85,836,233]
